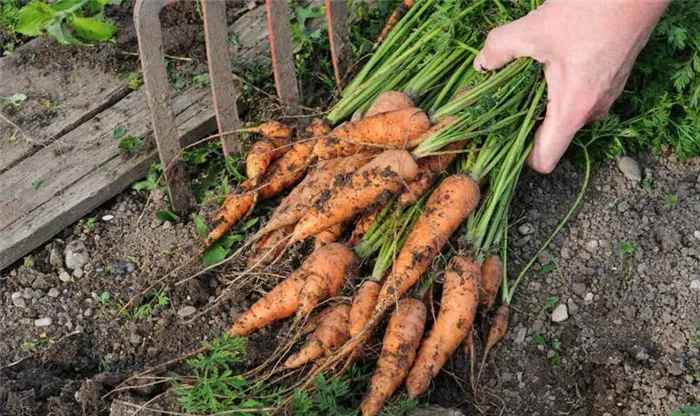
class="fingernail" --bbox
[474,53,487,72]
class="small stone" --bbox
[551,304,568,323]
[109,260,136,275]
[617,201,629,213]
[11,292,26,308]
[584,292,594,302]
[617,156,642,184]
[73,268,84,278]
[47,288,60,298]
[514,327,527,345]
[694,231,700,240]
[130,333,143,345]
[690,279,700,291]
[572,283,586,297]
[162,221,173,230]
[102,214,114,221]
[531,319,544,333]
[84,308,93,317]
[178,306,197,317]
[32,275,50,290]
[585,239,599,253]
[49,245,63,268]
[567,298,578,315]
[666,362,685,376]
[517,223,535,236]
[64,240,89,270]
[514,236,531,247]
[35,317,53,327]
[58,270,71,282]
[560,247,571,259]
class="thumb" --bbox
[474,19,536,72]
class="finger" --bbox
[528,74,589,174]
[474,19,537,72]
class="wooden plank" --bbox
[135,0,197,214]
[0,38,132,173]
[265,0,301,113]
[202,0,242,156]
[0,86,215,270]
[325,0,352,88]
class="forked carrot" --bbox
[296,243,359,318]
[360,297,426,416]
[292,150,419,243]
[283,303,351,369]
[405,256,480,397]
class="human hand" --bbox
[474,0,669,173]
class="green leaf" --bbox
[202,244,229,266]
[193,73,211,88]
[113,125,125,138]
[1,93,27,109]
[46,22,86,46]
[52,0,83,11]
[15,2,56,36]
[537,262,556,276]
[542,296,559,312]
[191,214,207,240]
[69,16,117,41]
[155,210,179,223]
[118,135,143,151]
[239,217,259,232]
[219,234,244,249]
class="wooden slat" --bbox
[0,38,132,173]
[202,0,242,156]
[0,86,215,270]
[265,0,300,113]
[325,0,352,88]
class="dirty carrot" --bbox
[257,141,314,200]
[405,256,480,397]
[246,140,276,187]
[478,304,509,381]
[478,255,503,311]
[349,280,381,337]
[206,182,255,246]
[242,120,294,141]
[283,303,351,369]
[230,268,306,336]
[374,174,480,317]
[364,91,415,118]
[291,150,419,243]
[347,210,379,248]
[296,243,359,318]
[360,297,427,416]
[313,222,346,250]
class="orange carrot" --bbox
[292,150,419,243]
[246,140,276,187]
[360,297,426,416]
[206,182,255,246]
[347,210,379,248]
[405,256,480,397]
[364,91,414,118]
[349,280,381,337]
[296,243,359,318]
[406,116,457,149]
[248,224,295,268]
[305,118,332,137]
[230,268,306,336]
[313,108,430,160]
[478,255,503,311]
[398,139,465,207]
[243,120,294,141]
[283,303,351,369]
[257,141,314,200]
[313,222,346,250]
[371,0,415,52]
[478,305,509,381]
[374,175,480,317]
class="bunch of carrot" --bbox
[189,0,551,414]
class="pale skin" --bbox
[475,0,671,174]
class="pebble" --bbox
[617,156,642,184]
[694,231,700,240]
[64,240,89,270]
[690,279,700,291]
[11,292,26,308]
[560,247,571,259]
[102,214,114,221]
[584,292,594,302]
[35,317,53,327]
[109,260,136,275]
[58,270,71,282]
[514,327,527,345]
[178,306,197,317]
[513,236,531,247]
[84,308,93,317]
[130,333,143,345]
[551,304,568,322]
[47,288,60,298]
[617,201,630,213]
[585,239,599,253]
[531,319,544,333]
[572,283,587,297]
[73,268,84,278]
[32,275,50,290]
[49,245,64,268]
[666,362,685,376]
[567,298,579,315]
[517,223,535,236]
